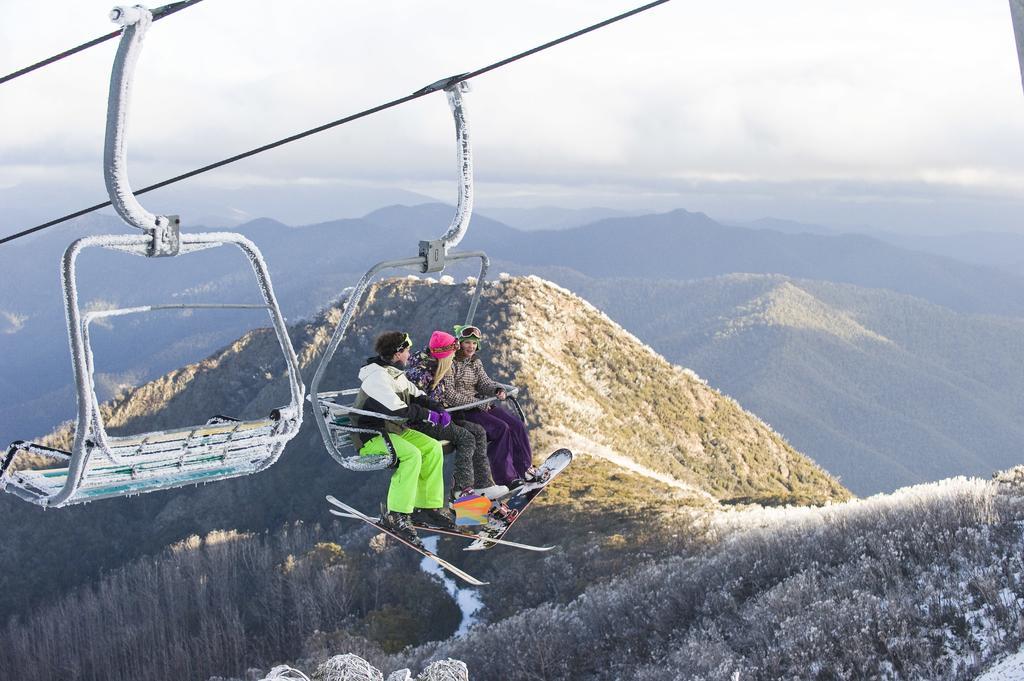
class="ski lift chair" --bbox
[318,386,526,469]
[0,7,304,507]
[309,77,526,471]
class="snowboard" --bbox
[325,495,488,586]
[464,448,573,551]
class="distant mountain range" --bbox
[546,272,1024,495]
[475,206,642,231]
[867,230,1024,276]
[730,216,1024,276]
[0,181,436,236]
[4,203,1023,497]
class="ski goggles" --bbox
[385,333,412,356]
[454,325,482,343]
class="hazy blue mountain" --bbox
[6,202,1024,491]
[363,204,1024,318]
[0,181,434,236]
[535,271,1024,495]
[866,229,1024,276]
[729,216,844,235]
[492,208,1024,318]
[476,205,642,231]
[727,219,1024,277]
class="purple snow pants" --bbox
[456,405,533,485]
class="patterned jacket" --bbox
[404,347,444,402]
[438,354,501,409]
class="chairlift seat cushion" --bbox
[3,410,299,505]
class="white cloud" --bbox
[1,0,1022,232]
[0,310,27,334]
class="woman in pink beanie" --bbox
[406,331,506,506]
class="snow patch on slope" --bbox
[712,475,993,535]
[977,645,1024,680]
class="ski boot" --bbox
[411,507,458,531]
[474,484,510,500]
[381,510,424,549]
[450,486,476,508]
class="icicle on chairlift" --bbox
[0,6,305,507]
[309,77,527,471]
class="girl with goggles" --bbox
[437,324,548,488]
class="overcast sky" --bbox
[2,0,1023,233]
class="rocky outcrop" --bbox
[243,655,469,681]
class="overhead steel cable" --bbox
[0,0,206,86]
[0,0,671,247]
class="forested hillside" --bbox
[0,276,845,680]
[379,468,1024,680]
[537,271,1024,494]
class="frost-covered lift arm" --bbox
[310,79,508,471]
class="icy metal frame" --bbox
[0,7,304,506]
[105,5,180,255]
[415,78,474,253]
[309,252,490,471]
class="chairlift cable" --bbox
[0,0,672,247]
[0,0,206,87]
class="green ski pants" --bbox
[360,429,444,514]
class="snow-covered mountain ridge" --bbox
[380,467,1024,680]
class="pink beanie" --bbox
[428,330,458,359]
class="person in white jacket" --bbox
[350,331,455,547]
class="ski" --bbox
[327,507,554,552]
[465,448,573,552]
[325,495,488,586]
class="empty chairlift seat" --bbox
[0,8,304,507]
[0,235,305,507]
